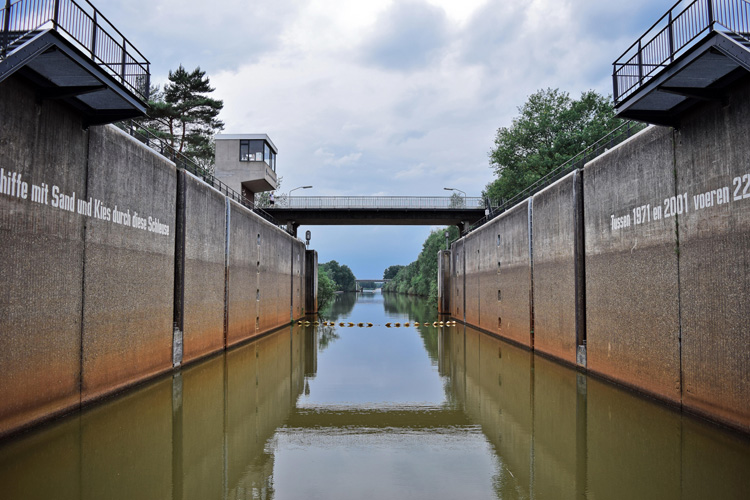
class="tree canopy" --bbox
[484,88,621,203]
[146,65,224,171]
[383,226,459,301]
[383,265,405,280]
[319,260,357,292]
[317,268,337,310]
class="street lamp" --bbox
[444,187,466,207]
[290,185,313,195]
[444,187,466,198]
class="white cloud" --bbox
[93,0,673,277]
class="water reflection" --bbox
[1,294,749,499]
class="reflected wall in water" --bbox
[0,326,311,500]
[2,295,749,500]
[443,324,750,499]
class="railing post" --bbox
[121,37,127,82]
[90,10,97,59]
[638,39,643,83]
[2,0,11,57]
[612,66,619,103]
[53,0,60,29]
[707,0,714,27]
[668,11,674,62]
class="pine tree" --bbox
[146,65,224,171]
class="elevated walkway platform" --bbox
[1,1,150,126]
[613,0,750,127]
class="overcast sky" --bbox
[99,0,667,279]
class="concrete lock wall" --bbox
[178,170,227,363]
[0,76,88,435]
[82,125,177,403]
[673,78,750,431]
[583,125,682,405]
[226,199,306,347]
[459,199,532,347]
[531,171,584,365]
[446,77,750,432]
[0,75,309,437]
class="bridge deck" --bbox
[263,196,488,227]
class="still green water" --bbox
[1,292,749,499]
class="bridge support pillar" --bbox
[305,250,318,314]
[438,250,451,315]
[286,220,298,237]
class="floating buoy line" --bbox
[297,320,459,328]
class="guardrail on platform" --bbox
[1,0,150,100]
[613,0,750,105]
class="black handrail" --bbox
[465,120,647,235]
[114,119,282,229]
[0,0,150,100]
[613,0,750,105]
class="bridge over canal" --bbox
[263,196,489,235]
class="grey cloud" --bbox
[360,1,450,72]
[94,0,307,77]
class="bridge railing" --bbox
[264,196,487,210]
[1,0,150,101]
[613,0,750,105]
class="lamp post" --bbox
[290,185,312,195]
[444,187,466,206]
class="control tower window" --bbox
[240,140,264,162]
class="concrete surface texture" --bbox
[461,199,532,347]
[0,74,309,437]
[180,171,228,363]
[0,77,87,435]
[583,124,681,405]
[81,124,177,403]
[674,76,750,431]
[531,171,582,364]
[446,77,750,432]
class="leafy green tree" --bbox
[484,88,621,203]
[146,65,224,171]
[383,226,459,301]
[383,265,404,280]
[317,268,336,310]
[319,260,357,292]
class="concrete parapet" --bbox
[531,170,584,365]
[674,77,750,431]
[81,125,177,403]
[583,125,681,404]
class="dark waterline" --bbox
[1,292,748,499]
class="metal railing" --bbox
[1,0,150,100]
[114,119,281,228]
[264,196,486,210]
[466,120,646,235]
[613,0,750,105]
